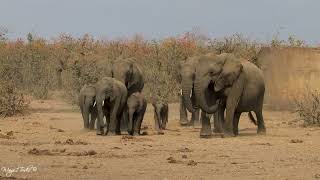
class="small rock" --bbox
[83,165,88,169]
[70,165,77,168]
[314,174,320,179]
[65,139,74,145]
[290,139,303,143]
[182,155,188,159]
[6,131,14,136]
[187,160,198,166]
[141,131,148,135]
[54,141,62,144]
[112,147,121,149]
[177,147,193,153]
[57,129,65,132]
[88,150,97,156]
[167,156,179,164]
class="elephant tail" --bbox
[248,111,257,126]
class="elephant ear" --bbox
[128,63,144,90]
[214,56,243,92]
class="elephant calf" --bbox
[126,92,147,135]
[152,101,168,134]
[79,84,97,130]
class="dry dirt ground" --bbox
[0,95,320,180]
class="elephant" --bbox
[194,53,266,137]
[126,92,147,136]
[178,55,216,127]
[78,84,97,130]
[152,100,168,134]
[112,58,144,97]
[95,77,128,135]
[111,58,144,131]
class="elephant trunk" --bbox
[181,77,196,113]
[194,78,219,114]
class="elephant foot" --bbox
[213,128,223,134]
[96,127,105,135]
[106,131,118,136]
[133,132,140,136]
[221,131,235,138]
[180,119,189,126]
[257,128,266,135]
[200,127,212,138]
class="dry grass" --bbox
[0,31,311,116]
[295,89,320,126]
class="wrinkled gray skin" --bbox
[152,101,168,134]
[178,55,215,127]
[112,58,144,131]
[79,84,97,130]
[95,77,128,136]
[194,53,266,137]
[126,92,147,136]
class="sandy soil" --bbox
[0,95,320,180]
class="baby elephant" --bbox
[79,84,97,130]
[126,92,147,135]
[152,101,168,134]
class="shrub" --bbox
[295,89,320,126]
[0,82,29,117]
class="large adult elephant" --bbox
[179,53,222,137]
[194,53,266,137]
[95,77,128,135]
[111,58,144,131]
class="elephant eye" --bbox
[209,71,216,76]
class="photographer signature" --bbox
[1,165,37,177]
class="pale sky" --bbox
[1,0,319,44]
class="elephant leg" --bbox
[96,98,106,135]
[134,111,145,135]
[200,111,212,138]
[223,105,236,137]
[120,107,128,132]
[161,108,168,130]
[213,105,225,133]
[190,108,200,126]
[89,105,98,130]
[233,112,241,136]
[256,110,266,134]
[179,95,188,126]
[154,110,161,132]
[190,92,200,126]
[107,99,121,136]
[127,110,134,135]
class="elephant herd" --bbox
[79,53,267,138]
[79,58,167,136]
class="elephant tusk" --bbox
[93,101,96,107]
[102,100,104,107]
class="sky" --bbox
[0,0,320,44]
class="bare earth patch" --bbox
[0,99,319,179]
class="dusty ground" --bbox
[0,95,320,180]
